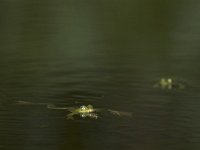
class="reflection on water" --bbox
[1,0,200,150]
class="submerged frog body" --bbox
[154,78,185,90]
[47,104,99,119]
[66,105,99,120]
[16,101,132,120]
[47,104,132,120]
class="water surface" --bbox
[1,0,200,150]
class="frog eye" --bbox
[167,78,172,83]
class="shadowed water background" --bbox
[1,0,200,150]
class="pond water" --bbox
[1,0,200,150]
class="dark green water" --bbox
[1,0,200,150]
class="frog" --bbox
[153,78,185,90]
[47,104,132,120]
